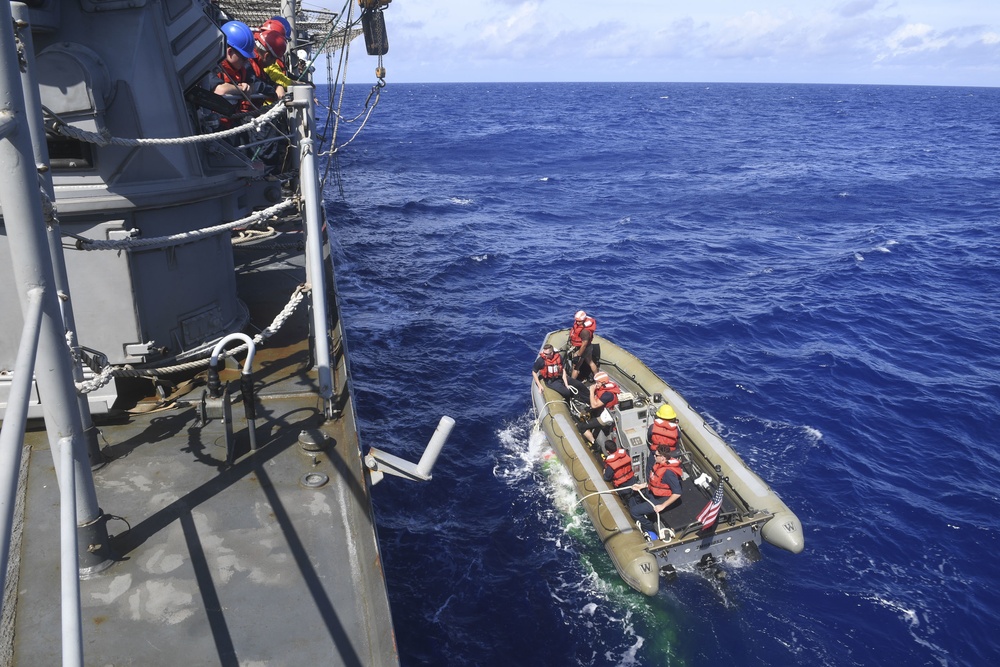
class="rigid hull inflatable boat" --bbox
[530,331,804,596]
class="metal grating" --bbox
[215,1,362,54]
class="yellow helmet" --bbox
[656,404,677,420]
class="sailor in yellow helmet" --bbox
[647,403,680,458]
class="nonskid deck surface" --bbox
[10,231,397,666]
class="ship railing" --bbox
[0,288,45,613]
[1,6,114,665]
[45,97,288,147]
[47,81,338,415]
[0,294,88,664]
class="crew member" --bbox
[629,446,683,537]
[603,440,636,499]
[249,29,288,102]
[568,310,598,380]
[259,18,296,88]
[214,21,257,111]
[577,371,620,447]
[647,403,681,457]
[532,344,576,400]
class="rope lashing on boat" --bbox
[43,100,288,147]
[71,198,296,251]
[74,283,310,394]
[574,488,631,505]
[634,488,671,540]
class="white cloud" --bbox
[345,0,1000,86]
[837,0,878,19]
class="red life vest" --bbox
[569,317,596,347]
[217,59,255,113]
[595,380,620,411]
[647,460,682,499]
[249,55,283,104]
[649,419,679,452]
[605,450,635,487]
[250,54,266,79]
[538,352,563,380]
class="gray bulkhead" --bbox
[0,0,278,417]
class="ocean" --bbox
[323,82,1000,667]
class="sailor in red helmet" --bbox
[628,446,683,538]
[568,310,598,380]
[577,371,620,448]
[249,28,288,102]
[259,18,297,83]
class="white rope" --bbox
[76,283,311,394]
[75,199,296,251]
[574,488,628,506]
[52,101,288,147]
[323,97,379,156]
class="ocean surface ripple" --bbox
[325,82,1000,667]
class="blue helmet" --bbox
[270,16,292,37]
[221,21,254,59]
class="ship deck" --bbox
[6,225,398,666]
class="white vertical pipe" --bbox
[293,85,333,403]
[0,0,102,527]
[11,1,102,466]
[0,288,44,615]
[415,416,455,479]
[58,436,83,667]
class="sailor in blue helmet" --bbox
[214,21,256,108]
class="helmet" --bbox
[257,30,287,59]
[270,15,292,37]
[656,404,677,420]
[261,19,287,35]
[593,371,609,383]
[574,310,587,321]
[222,21,255,59]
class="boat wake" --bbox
[493,411,765,664]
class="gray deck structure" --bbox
[0,2,404,663]
[9,234,398,666]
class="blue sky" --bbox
[328,0,1000,87]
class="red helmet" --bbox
[256,29,287,59]
[261,19,287,35]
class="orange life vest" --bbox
[605,450,635,487]
[217,59,255,113]
[647,460,682,499]
[538,351,563,380]
[594,380,620,411]
[569,317,596,347]
[649,419,679,452]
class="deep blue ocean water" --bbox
[323,82,1000,667]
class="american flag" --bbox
[696,483,725,530]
